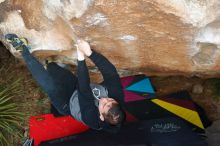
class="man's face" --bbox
[98,98,118,121]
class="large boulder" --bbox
[1,0,220,77]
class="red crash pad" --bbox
[29,114,89,146]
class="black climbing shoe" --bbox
[5,33,29,52]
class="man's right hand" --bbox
[75,40,92,57]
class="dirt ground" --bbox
[0,43,220,145]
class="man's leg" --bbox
[5,34,77,115]
[46,62,77,97]
[22,47,76,115]
[46,62,78,115]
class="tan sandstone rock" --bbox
[0,0,220,77]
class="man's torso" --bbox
[69,83,108,122]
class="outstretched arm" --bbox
[88,51,123,102]
[76,47,100,129]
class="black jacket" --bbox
[77,51,124,133]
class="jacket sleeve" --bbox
[77,60,100,129]
[89,51,124,103]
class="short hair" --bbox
[103,103,125,125]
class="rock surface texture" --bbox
[1,0,220,77]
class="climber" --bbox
[5,34,125,133]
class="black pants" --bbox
[22,47,77,115]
